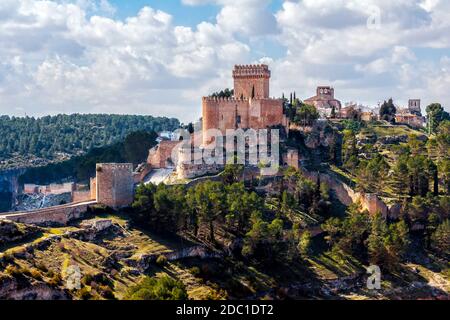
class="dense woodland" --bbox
[0,114,179,160]
[130,164,448,275]
[127,102,449,282]
[131,166,333,264]
[19,131,158,184]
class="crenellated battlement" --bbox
[202,96,249,103]
[96,163,133,171]
[201,64,283,145]
[233,64,270,78]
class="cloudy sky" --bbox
[0,0,449,122]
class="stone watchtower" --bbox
[233,64,271,99]
[95,163,134,208]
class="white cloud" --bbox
[0,0,251,121]
[271,0,450,110]
[0,0,449,122]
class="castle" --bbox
[147,64,294,180]
[2,63,428,225]
[202,65,287,145]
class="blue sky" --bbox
[0,0,449,121]
[109,0,219,25]
[107,0,287,61]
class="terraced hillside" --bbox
[0,212,448,300]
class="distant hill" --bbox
[19,131,159,185]
[0,114,180,169]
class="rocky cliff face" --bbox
[294,122,342,166]
[0,220,40,247]
[0,168,26,212]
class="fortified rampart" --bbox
[72,178,97,203]
[0,201,96,226]
[23,182,75,195]
[147,140,180,169]
[202,97,284,144]
[302,170,389,217]
[96,163,134,209]
[0,163,135,226]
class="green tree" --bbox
[222,164,244,184]
[390,155,409,198]
[125,276,188,300]
[342,129,358,169]
[132,183,156,224]
[297,231,312,257]
[426,103,449,135]
[124,131,158,166]
[225,183,261,233]
[379,98,397,123]
[190,181,225,242]
[293,104,319,127]
[431,219,450,256]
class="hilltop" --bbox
[0,114,179,170]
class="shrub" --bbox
[98,285,115,300]
[29,268,43,280]
[89,204,111,215]
[188,267,200,276]
[77,286,92,300]
[5,265,21,277]
[81,273,94,286]
[156,255,168,266]
[48,273,62,286]
[35,263,48,273]
[125,275,188,300]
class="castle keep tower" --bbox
[202,64,284,145]
[96,163,134,208]
[233,65,270,99]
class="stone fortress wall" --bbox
[302,170,389,217]
[202,65,284,145]
[0,200,95,226]
[1,164,134,226]
[147,140,180,169]
[72,178,97,203]
[96,163,134,209]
